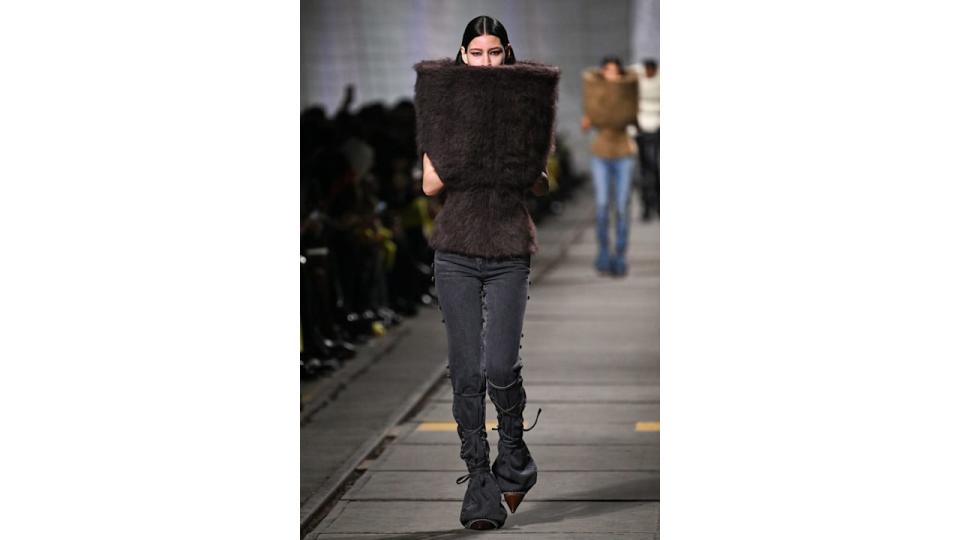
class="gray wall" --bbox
[301,0,659,175]
[631,0,659,63]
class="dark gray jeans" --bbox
[433,250,531,394]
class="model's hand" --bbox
[422,153,445,196]
[580,115,591,132]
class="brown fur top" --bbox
[414,58,560,258]
[582,67,639,129]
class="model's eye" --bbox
[471,51,481,56]
[491,50,502,55]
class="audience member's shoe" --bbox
[300,357,316,380]
[344,312,373,340]
[323,338,356,360]
[376,306,403,327]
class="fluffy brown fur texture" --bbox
[582,68,639,129]
[414,58,560,258]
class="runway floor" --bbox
[302,183,660,538]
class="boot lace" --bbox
[453,414,491,485]
[492,407,543,433]
[487,376,543,435]
[456,464,491,485]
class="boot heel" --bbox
[503,491,526,513]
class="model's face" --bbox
[461,35,506,67]
[602,62,621,81]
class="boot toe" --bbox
[459,471,508,528]
[466,518,500,530]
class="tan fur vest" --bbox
[582,68,639,158]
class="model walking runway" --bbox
[414,15,559,530]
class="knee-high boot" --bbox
[487,375,542,513]
[452,388,508,529]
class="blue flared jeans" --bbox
[591,155,635,271]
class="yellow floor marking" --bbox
[635,421,660,432]
[417,420,527,431]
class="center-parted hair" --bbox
[454,15,517,65]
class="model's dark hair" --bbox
[600,55,625,75]
[454,15,516,65]
[643,58,659,70]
